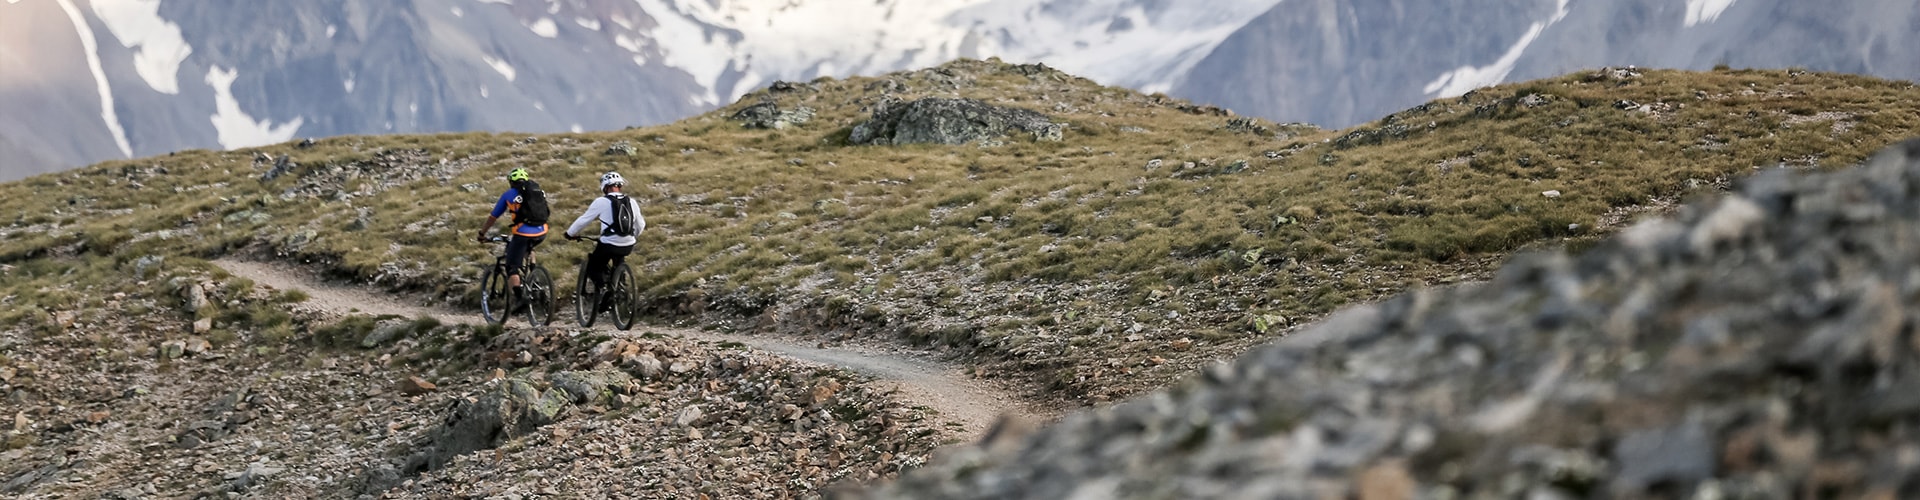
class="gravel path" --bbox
[214,258,1043,438]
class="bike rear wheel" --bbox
[480,265,510,324]
[574,263,600,328]
[525,265,555,326]
[609,264,636,331]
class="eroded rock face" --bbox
[355,378,571,492]
[849,98,1063,146]
[866,138,1920,499]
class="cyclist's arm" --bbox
[477,191,512,239]
[566,197,609,238]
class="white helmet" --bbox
[600,171,625,189]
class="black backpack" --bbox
[513,181,551,226]
[605,193,636,236]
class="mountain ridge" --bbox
[7,0,1919,183]
[1182,0,1920,128]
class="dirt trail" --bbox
[214,258,1043,438]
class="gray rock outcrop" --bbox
[355,379,571,492]
[358,319,411,349]
[548,368,634,405]
[849,98,1063,146]
[731,101,817,130]
[866,138,1920,499]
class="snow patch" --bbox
[951,0,1284,91]
[205,66,304,149]
[1422,0,1572,98]
[56,0,132,157]
[575,17,601,30]
[632,0,746,105]
[90,0,193,95]
[326,24,336,38]
[482,55,517,82]
[451,5,464,17]
[614,34,643,53]
[533,101,546,111]
[343,77,354,93]
[1685,0,1739,26]
[527,17,559,38]
[480,85,489,98]
[631,55,648,67]
[622,0,1279,103]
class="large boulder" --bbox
[849,98,1063,146]
[865,138,1920,498]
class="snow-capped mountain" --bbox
[4,0,1917,181]
[0,0,1277,180]
[635,0,1284,96]
[1178,0,1920,128]
[1,0,716,181]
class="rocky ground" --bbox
[865,139,1920,498]
[0,263,949,499]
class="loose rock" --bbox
[398,376,437,396]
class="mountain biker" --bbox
[564,171,645,297]
[475,168,550,299]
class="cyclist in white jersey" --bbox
[563,172,646,293]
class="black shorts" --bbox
[505,233,545,276]
[586,242,635,286]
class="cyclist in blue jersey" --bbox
[475,168,551,298]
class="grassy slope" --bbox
[3,60,1917,402]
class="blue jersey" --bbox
[491,188,548,237]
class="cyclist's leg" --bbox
[525,233,546,258]
[505,235,531,289]
[584,242,614,290]
[607,243,634,281]
[524,234,547,287]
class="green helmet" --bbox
[507,168,531,182]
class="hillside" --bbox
[3,59,1920,496]
[867,137,1920,499]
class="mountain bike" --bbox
[480,235,554,326]
[570,240,637,330]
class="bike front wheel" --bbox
[480,265,510,324]
[525,265,555,326]
[574,264,600,328]
[609,264,636,331]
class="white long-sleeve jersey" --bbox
[565,194,645,246]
